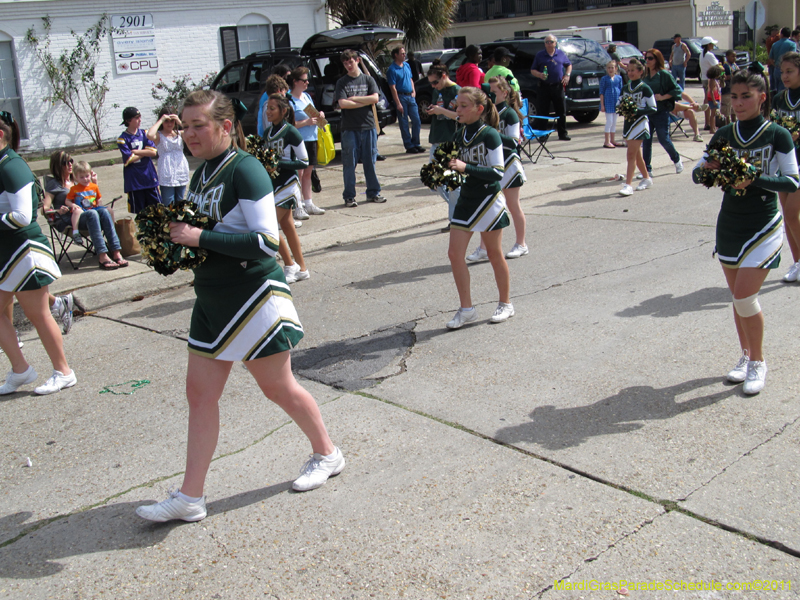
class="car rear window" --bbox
[614,45,642,59]
[558,39,610,70]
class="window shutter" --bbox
[273,24,290,49]
[220,27,240,65]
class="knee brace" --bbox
[733,293,761,318]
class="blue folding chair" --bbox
[669,111,689,139]
[520,98,558,164]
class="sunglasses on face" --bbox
[646,56,655,60]
[430,78,442,85]
[62,157,74,166]
[545,40,556,44]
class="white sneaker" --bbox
[293,204,310,220]
[726,350,749,383]
[783,261,800,282]
[284,263,300,284]
[34,369,77,395]
[490,302,515,323]
[693,133,704,142]
[636,178,653,191]
[505,243,529,259]
[619,184,633,196]
[136,489,207,522]
[446,307,477,329]
[294,269,310,281]
[292,447,345,492]
[305,202,326,215]
[466,246,488,262]
[743,360,767,395]
[697,103,709,112]
[0,330,24,354]
[53,293,74,335]
[293,220,302,228]
[636,173,644,180]
[675,159,684,174]
[0,366,37,395]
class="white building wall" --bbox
[0,0,325,151]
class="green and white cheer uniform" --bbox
[0,147,60,292]
[264,120,309,209]
[621,80,656,141]
[692,116,800,269]
[450,121,510,232]
[496,102,527,190]
[185,146,303,361]
[772,87,800,162]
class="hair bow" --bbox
[748,62,766,75]
[0,111,13,125]
[480,83,496,103]
[232,99,248,122]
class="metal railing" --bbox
[456,0,677,22]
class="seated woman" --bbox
[43,151,128,270]
[672,92,708,142]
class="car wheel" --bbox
[573,110,599,124]
[417,94,432,124]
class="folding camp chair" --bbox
[40,176,120,270]
[520,98,558,164]
[669,112,690,139]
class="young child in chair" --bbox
[65,161,101,245]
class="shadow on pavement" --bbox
[616,281,783,319]
[327,227,442,254]
[0,481,291,579]
[346,264,452,290]
[495,377,736,450]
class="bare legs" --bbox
[448,228,510,308]
[180,351,334,498]
[779,190,800,262]
[625,139,648,186]
[504,187,526,248]
[276,207,307,272]
[0,288,70,375]
[722,266,769,362]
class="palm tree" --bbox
[326,0,460,50]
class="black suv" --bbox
[416,37,611,124]
[210,24,402,141]
[651,38,750,81]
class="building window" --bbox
[238,24,271,57]
[0,40,26,139]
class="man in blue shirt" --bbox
[769,27,798,94]
[387,46,424,154]
[530,35,572,140]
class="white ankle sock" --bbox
[177,491,202,503]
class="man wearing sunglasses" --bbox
[530,35,572,141]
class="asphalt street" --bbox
[3,87,800,599]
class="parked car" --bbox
[601,41,643,69]
[415,48,460,76]
[210,23,403,141]
[651,38,749,81]
[415,36,611,124]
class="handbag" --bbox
[317,124,335,166]
[115,217,141,257]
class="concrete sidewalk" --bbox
[6,87,795,600]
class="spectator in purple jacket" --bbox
[530,35,572,140]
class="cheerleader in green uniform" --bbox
[619,58,657,197]
[446,86,514,329]
[264,93,310,284]
[467,76,529,262]
[136,90,343,523]
[0,112,76,396]
[772,52,800,283]
[692,66,800,395]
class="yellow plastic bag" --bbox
[317,124,335,166]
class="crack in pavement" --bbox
[678,413,800,504]
[535,515,663,598]
[0,395,344,550]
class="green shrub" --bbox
[151,73,217,117]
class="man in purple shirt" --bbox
[117,107,160,213]
[387,46,423,154]
[530,35,572,140]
